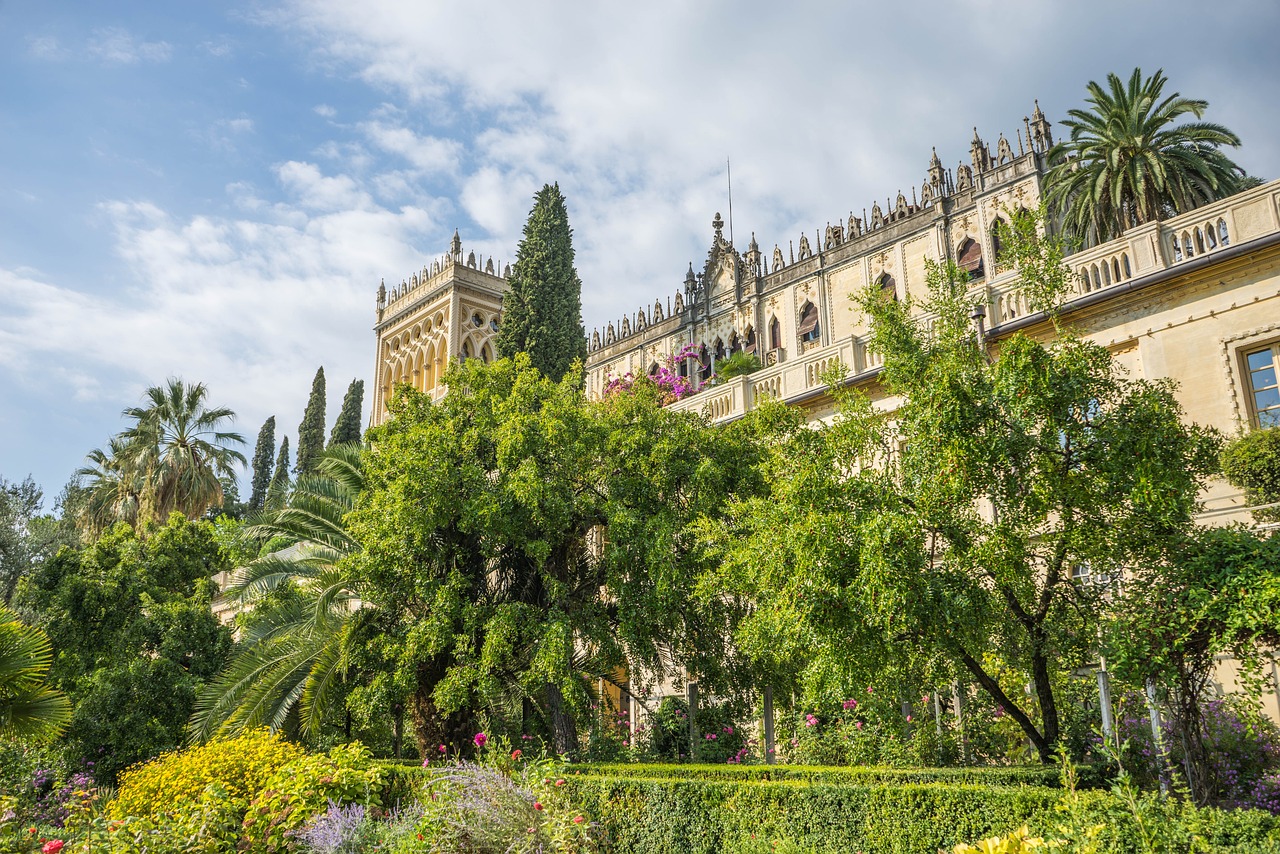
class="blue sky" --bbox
[3,0,1279,504]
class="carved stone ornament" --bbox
[797,234,812,260]
[773,245,784,271]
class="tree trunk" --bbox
[1029,640,1060,758]
[545,681,580,757]
[392,702,403,760]
[955,645,1053,762]
[409,658,475,758]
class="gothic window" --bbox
[1245,343,1280,428]
[714,338,726,362]
[480,343,491,364]
[798,302,821,344]
[990,219,1007,266]
[648,361,661,377]
[877,273,897,302]
[489,318,500,333]
[461,340,472,359]
[728,331,741,354]
[769,316,781,351]
[957,238,984,279]
[698,344,712,383]
[744,326,757,354]
[472,312,483,328]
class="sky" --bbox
[2,0,1279,504]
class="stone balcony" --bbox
[667,179,1280,424]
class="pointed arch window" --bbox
[990,218,1008,268]
[798,302,821,344]
[957,238,984,279]
[714,338,726,362]
[877,273,897,302]
[698,344,712,383]
[744,326,757,354]
[769,316,781,351]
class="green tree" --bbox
[495,184,587,381]
[349,354,767,757]
[18,516,233,780]
[0,605,71,742]
[248,416,276,511]
[296,367,327,477]
[702,217,1219,762]
[328,379,365,448]
[265,437,291,512]
[0,476,74,605]
[191,445,364,744]
[1045,67,1245,244]
[112,379,247,526]
[75,436,145,537]
[1106,527,1280,805]
[1221,427,1280,521]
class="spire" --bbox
[450,228,462,259]
[1029,98,1053,152]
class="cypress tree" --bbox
[328,379,365,448]
[495,183,587,381]
[265,437,290,511]
[248,416,276,511]
[295,367,326,477]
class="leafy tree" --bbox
[495,184,587,381]
[296,368,327,477]
[0,605,71,742]
[265,437,291,512]
[702,215,1220,762]
[75,436,145,537]
[248,416,276,511]
[348,354,767,757]
[0,476,74,605]
[1221,427,1280,521]
[17,516,233,781]
[1045,67,1245,244]
[191,445,364,744]
[1106,527,1280,805]
[328,379,365,448]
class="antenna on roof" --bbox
[726,157,735,248]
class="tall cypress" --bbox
[248,416,276,511]
[328,379,365,448]
[495,183,587,381]
[265,437,291,511]
[295,367,326,477]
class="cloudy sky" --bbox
[2,1,1278,501]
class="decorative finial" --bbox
[450,228,462,258]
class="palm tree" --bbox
[119,379,247,522]
[1045,68,1245,245]
[74,436,144,537]
[0,606,72,742]
[189,444,364,743]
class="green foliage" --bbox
[1045,68,1245,245]
[264,437,290,512]
[18,516,233,781]
[0,607,71,743]
[296,368,327,478]
[240,742,387,852]
[714,352,762,381]
[570,763,1093,789]
[328,379,365,448]
[351,354,771,757]
[248,416,276,512]
[0,476,69,607]
[1221,427,1280,521]
[645,698,745,763]
[699,212,1221,762]
[495,183,588,382]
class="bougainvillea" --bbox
[602,344,700,404]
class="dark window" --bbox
[798,302,820,343]
[957,238,984,279]
[744,326,757,354]
[769,317,781,350]
[877,273,897,302]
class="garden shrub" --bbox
[568,762,1101,789]
[110,728,303,820]
[646,698,746,763]
[240,741,388,852]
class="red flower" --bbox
[43,842,66,854]
[573,815,585,824]
[534,801,544,811]
[511,749,522,760]
[554,778,565,787]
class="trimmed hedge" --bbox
[568,762,1100,789]
[565,775,1067,854]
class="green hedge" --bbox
[569,762,1101,789]
[566,775,1066,854]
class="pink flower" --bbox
[439,744,447,753]
[554,779,565,787]
[43,842,65,854]
[855,721,863,730]
[867,686,873,694]
[906,715,913,723]
[511,749,523,760]
[724,726,734,734]
[473,732,488,748]
[573,815,585,824]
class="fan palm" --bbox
[74,436,145,537]
[1045,68,1245,245]
[120,378,247,521]
[0,606,72,742]
[189,444,364,742]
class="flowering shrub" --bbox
[646,697,747,763]
[110,728,303,819]
[410,759,596,853]
[1116,694,1280,812]
[602,344,700,404]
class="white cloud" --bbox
[314,104,337,118]
[86,27,173,65]
[26,36,65,60]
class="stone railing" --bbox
[668,334,870,423]
[990,180,1280,324]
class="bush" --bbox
[110,728,303,820]
[570,762,1102,789]
[646,698,747,763]
[1222,427,1280,520]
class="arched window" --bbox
[769,316,781,351]
[990,219,1007,266]
[798,302,821,344]
[744,326,757,354]
[957,238,984,279]
[698,344,712,383]
[461,340,472,359]
[480,343,491,363]
[877,273,897,302]
[714,338,726,362]
[648,361,661,377]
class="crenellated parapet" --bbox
[376,229,509,326]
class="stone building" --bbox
[366,103,1280,724]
